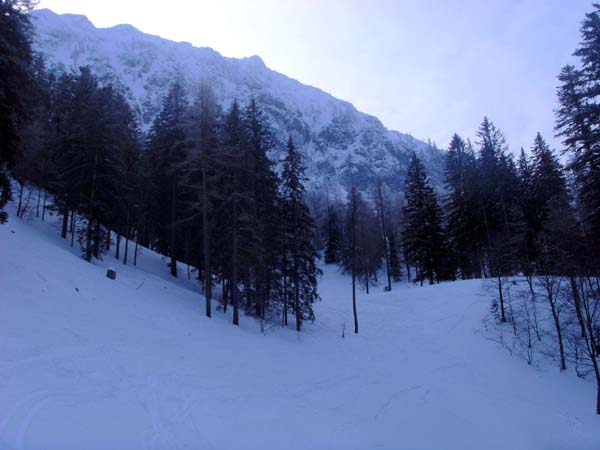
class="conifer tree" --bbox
[281,137,320,331]
[556,17,600,260]
[388,230,402,282]
[221,100,254,325]
[146,81,187,276]
[444,134,481,279]
[244,98,281,320]
[324,206,342,264]
[185,81,222,317]
[402,153,446,285]
[0,0,35,223]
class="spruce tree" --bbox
[388,230,402,282]
[402,153,446,285]
[244,98,281,320]
[444,134,481,279]
[0,0,34,223]
[281,137,320,331]
[185,81,222,317]
[146,81,188,276]
[556,7,600,260]
[221,100,254,326]
[324,206,342,264]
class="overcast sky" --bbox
[37,0,591,153]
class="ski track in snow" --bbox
[1,201,599,450]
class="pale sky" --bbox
[36,0,591,153]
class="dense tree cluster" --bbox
[3,0,600,413]
[3,5,320,330]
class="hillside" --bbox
[0,200,598,449]
[30,8,444,194]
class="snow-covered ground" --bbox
[1,202,598,450]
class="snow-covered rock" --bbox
[31,8,445,195]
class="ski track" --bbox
[1,201,599,449]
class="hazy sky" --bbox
[36,0,591,153]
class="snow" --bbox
[30,9,442,194]
[1,201,599,449]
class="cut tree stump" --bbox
[106,268,116,280]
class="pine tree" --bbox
[185,81,222,317]
[281,137,320,331]
[244,98,281,320]
[324,206,342,264]
[444,134,481,279]
[556,17,600,260]
[220,100,254,326]
[388,230,402,282]
[0,0,35,223]
[146,81,187,276]
[402,153,446,285]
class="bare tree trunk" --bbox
[116,233,121,260]
[85,148,99,261]
[543,276,566,370]
[202,164,212,318]
[352,198,358,334]
[133,228,139,266]
[61,207,69,239]
[36,187,41,217]
[16,182,24,218]
[106,228,111,251]
[283,270,288,327]
[497,276,506,322]
[376,177,392,291]
[70,209,76,248]
[41,190,47,221]
[232,201,239,326]
[170,181,178,277]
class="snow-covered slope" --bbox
[1,200,598,449]
[30,8,444,194]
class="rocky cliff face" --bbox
[31,8,445,196]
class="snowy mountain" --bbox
[30,8,445,195]
[1,197,598,449]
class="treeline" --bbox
[319,5,600,412]
[1,0,319,331]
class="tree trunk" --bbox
[41,190,47,221]
[376,178,392,292]
[352,202,358,334]
[61,207,69,239]
[116,233,121,260]
[546,280,566,370]
[232,202,239,326]
[36,187,41,217]
[294,254,301,332]
[70,210,76,248]
[170,181,178,278]
[85,147,99,261]
[16,182,24,218]
[497,276,506,322]
[134,229,139,266]
[202,165,212,318]
[283,271,288,327]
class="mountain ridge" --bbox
[30,8,444,194]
